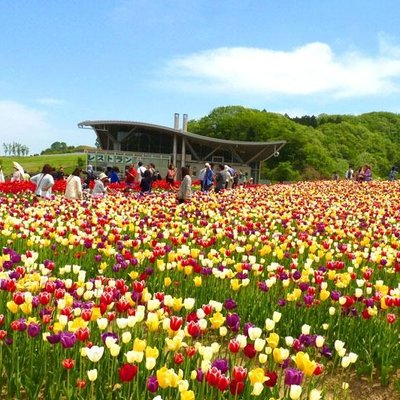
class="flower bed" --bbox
[0,181,399,399]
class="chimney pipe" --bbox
[174,113,180,130]
[182,114,188,132]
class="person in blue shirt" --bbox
[203,163,215,192]
[109,167,120,183]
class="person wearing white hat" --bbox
[198,163,209,191]
[92,173,109,197]
[11,166,22,182]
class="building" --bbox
[78,114,286,182]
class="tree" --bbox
[188,106,400,180]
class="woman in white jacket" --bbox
[30,164,54,198]
[65,168,83,199]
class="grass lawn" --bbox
[0,153,87,178]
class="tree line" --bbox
[187,106,400,181]
[3,143,30,156]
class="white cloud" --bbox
[0,100,95,155]
[36,97,65,106]
[163,41,400,98]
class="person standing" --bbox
[203,163,214,192]
[125,164,137,188]
[198,163,207,191]
[388,166,398,181]
[166,164,176,186]
[345,166,353,180]
[137,161,146,182]
[109,167,120,183]
[30,164,54,198]
[56,167,65,180]
[140,169,153,195]
[65,168,83,199]
[0,166,4,183]
[177,166,192,203]
[11,166,22,182]
[363,164,372,181]
[215,164,228,193]
[92,173,110,197]
[225,165,233,189]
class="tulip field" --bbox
[0,180,399,399]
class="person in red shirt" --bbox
[125,164,137,188]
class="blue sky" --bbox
[1,0,400,154]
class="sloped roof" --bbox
[78,120,286,163]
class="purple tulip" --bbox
[196,368,204,382]
[330,291,341,301]
[212,358,229,374]
[303,294,314,306]
[60,332,77,348]
[258,282,269,292]
[27,323,41,338]
[320,344,332,359]
[226,313,240,332]
[146,375,158,393]
[243,322,255,337]
[46,332,61,345]
[292,270,301,280]
[284,368,304,386]
[223,298,237,310]
[299,282,309,292]
[101,332,119,344]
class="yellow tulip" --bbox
[133,338,147,352]
[209,312,225,329]
[7,301,19,314]
[266,332,280,349]
[248,368,267,385]
[180,390,195,400]
[193,276,202,287]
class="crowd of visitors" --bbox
[2,157,398,205]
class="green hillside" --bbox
[0,153,87,178]
[188,106,400,181]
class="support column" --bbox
[181,138,186,168]
[173,133,177,167]
[173,113,179,167]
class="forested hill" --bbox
[187,106,400,181]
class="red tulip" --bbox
[206,367,221,387]
[313,363,324,376]
[202,304,213,315]
[76,379,86,389]
[217,374,230,391]
[230,380,245,396]
[264,370,278,387]
[13,292,25,306]
[81,309,92,322]
[119,363,138,382]
[228,339,240,353]
[62,358,75,369]
[243,343,256,358]
[187,321,201,338]
[169,316,183,331]
[173,353,184,364]
[387,313,396,324]
[38,292,51,305]
[133,280,145,293]
[232,366,247,382]
[76,327,90,341]
[185,346,196,357]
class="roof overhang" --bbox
[78,120,286,163]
